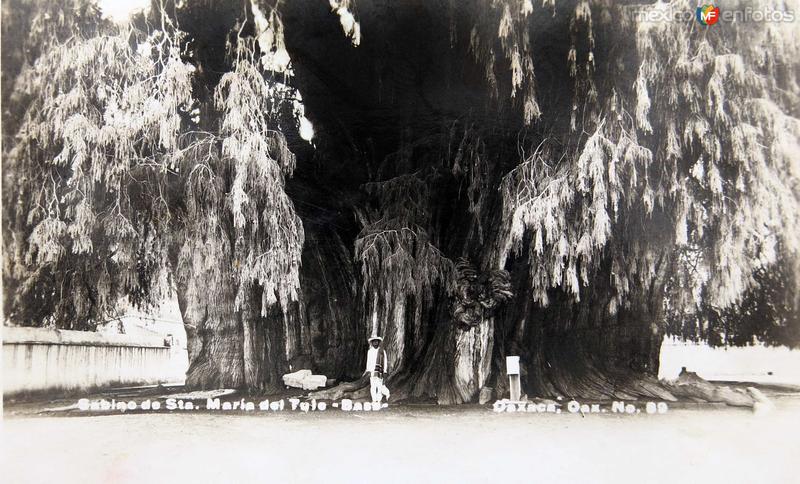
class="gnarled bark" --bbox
[178,282,289,392]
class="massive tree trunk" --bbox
[288,219,363,379]
[400,315,495,404]
[176,280,289,392]
[487,250,675,402]
[176,279,243,389]
[175,201,362,391]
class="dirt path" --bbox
[3,396,799,483]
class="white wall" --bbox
[659,338,800,385]
[2,326,188,395]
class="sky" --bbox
[97,0,150,23]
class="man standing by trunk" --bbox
[365,334,390,405]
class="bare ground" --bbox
[2,392,799,484]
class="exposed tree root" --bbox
[306,364,762,411]
[490,369,760,408]
[307,373,371,400]
[662,370,757,407]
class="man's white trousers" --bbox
[370,375,390,403]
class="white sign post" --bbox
[506,356,521,402]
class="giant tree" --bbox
[3,0,799,403]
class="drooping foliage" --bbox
[3,0,799,401]
[668,245,800,348]
[354,171,456,370]
[635,1,800,316]
[463,0,551,122]
[3,2,190,327]
[490,0,800,349]
[2,0,307,338]
[177,35,303,326]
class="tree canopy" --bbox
[3,0,799,400]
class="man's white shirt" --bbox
[366,347,388,374]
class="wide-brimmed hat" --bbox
[368,334,383,343]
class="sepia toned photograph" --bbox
[1,0,799,482]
